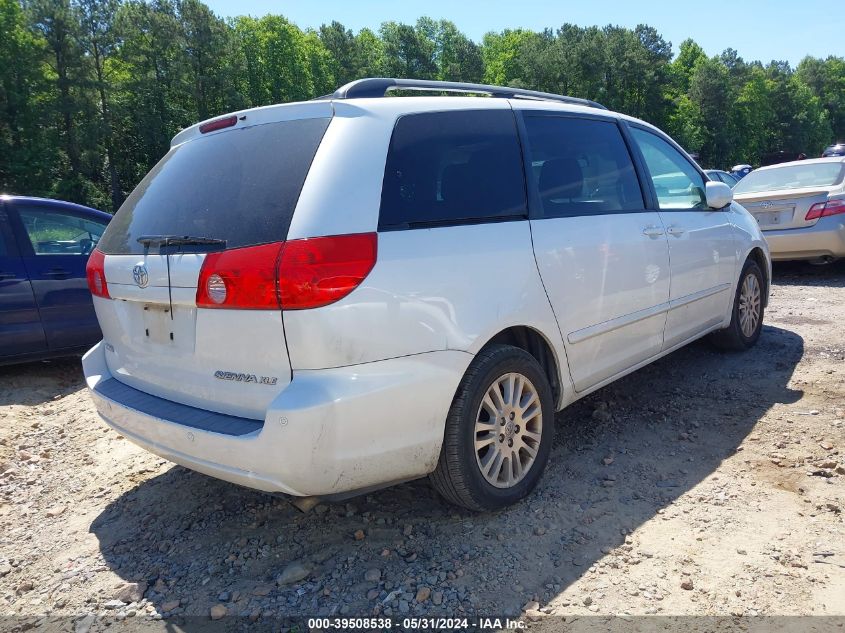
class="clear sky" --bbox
[202,0,844,66]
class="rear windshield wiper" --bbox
[137,235,227,247]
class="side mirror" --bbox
[706,181,732,209]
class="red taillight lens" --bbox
[195,233,377,310]
[199,115,237,134]
[279,233,377,310]
[196,242,284,309]
[806,199,845,221]
[86,249,110,298]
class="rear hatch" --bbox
[92,105,332,419]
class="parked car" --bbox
[0,196,110,365]
[706,169,740,187]
[732,164,753,179]
[822,143,845,157]
[733,157,845,263]
[82,78,770,511]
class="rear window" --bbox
[98,117,330,255]
[734,162,845,195]
[379,110,527,229]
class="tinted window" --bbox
[523,116,643,217]
[632,128,707,210]
[379,110,526,229]
[733,162,845,194]
[98,118,330,255]
[18,207,107,255]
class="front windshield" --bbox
[734,162,844,195]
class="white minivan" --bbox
[83,79,770,511]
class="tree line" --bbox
[1,0,843,212]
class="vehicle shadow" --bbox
[771,259,845,287]
[90,325,804,628]
[0,356,85,407]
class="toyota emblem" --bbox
[132,264,149,288]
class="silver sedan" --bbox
[733,157,845,263]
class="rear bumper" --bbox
[83,342,469,496]
[763,215,845,261]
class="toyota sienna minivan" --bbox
[83,78,770,511]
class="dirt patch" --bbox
[1,261,843,629]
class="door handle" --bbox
[642,226,665,238]
[667,226,686,237]
[0,271,16,280]
[43,268,71,279]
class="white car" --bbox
[83,78,770,511]
[732,157,845,263]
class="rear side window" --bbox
[379,110,527,229]
[522,115,644,218]
[98,117,330,255]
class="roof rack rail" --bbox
[328,78,607,110]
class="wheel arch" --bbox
[745,246,770,307]
[479,325,566,409]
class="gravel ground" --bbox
[0,261,843,631]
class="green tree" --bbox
[178,0,244,120]
[481,29,532,86]
[797,55,845,143]
[233,15,317,104]
[379,20,437,79]
[27,0,94,202]
[75,0,122,209]
[0,0,52,195]
[319,20,356,86]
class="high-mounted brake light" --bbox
[86,249,110,298]
[805,199,845,221]
[199,115,238,134]
[195,233,377,310]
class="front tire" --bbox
[710,259,765,351]
[430,345,554,511]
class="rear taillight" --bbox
[278,233,377,310]
[196,242,284,309]
[806,199,845,220]
[86,249,110,298]
[195,233,377,310]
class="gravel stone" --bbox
[276,561,311,585]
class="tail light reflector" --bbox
[195,233,377,310]
[806,199,845,220]
[86,249,110,298]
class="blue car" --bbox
[0,196,111,365]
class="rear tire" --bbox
[709,259,765,351]
[430,345,554,511]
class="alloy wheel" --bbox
[738,272,761,337]
[474,372,543,488]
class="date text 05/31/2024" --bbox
[306,617,526,629]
